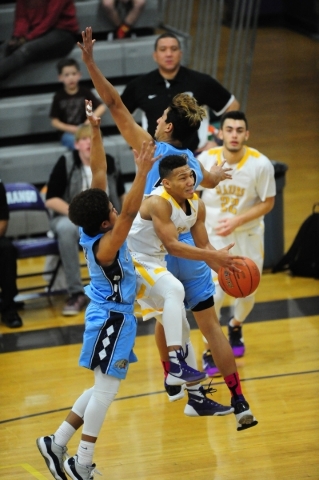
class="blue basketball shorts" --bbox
[79,301,138,380]
[166,232,215,311]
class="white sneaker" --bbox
[36,435,68,480]
[64,455,101,480]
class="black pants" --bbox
[0,237,18,312]
[0,29,76,80]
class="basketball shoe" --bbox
[184,384,234,417]
[36,435,68,480]
[202,349,221,376]
[228,321,245,357]
[64,455,100,480]
[231,396,258,431]
[164,380,186,402]
[166,348,207,386]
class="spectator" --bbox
[0,0,79,82]
[121,32,240,152]
[197,111,276,375]
[101,0,146,39]
[46,123,125,316]
[50,58,106,150]
[0,179,23,328]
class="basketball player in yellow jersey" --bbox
[197,111,276,375]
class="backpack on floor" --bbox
[272,203,319,279]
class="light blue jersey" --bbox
[144,142,204,194]
[80,228,136,310]
[79,228,138,379]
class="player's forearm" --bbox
[84,59,122,110]
[120,171,148,219]
[235,198,275,227]
[90,126,107,178]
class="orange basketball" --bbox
[218,257,260,298]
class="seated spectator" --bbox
[101,0,146,39]
[50,58,106,150]
[45,123,125,315]
[0,0,79,82]
[0,179,23,328]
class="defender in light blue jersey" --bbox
[37,102,159,479]
[80,27,258,433]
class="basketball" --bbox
[218,257,260,298]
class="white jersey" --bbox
[197,146,276,234]
[127,185,199,260]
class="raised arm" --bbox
[77,27,152,151]
[85,100,107,191]
[96,142,160,264]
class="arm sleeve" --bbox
[256,157,276,201]
[198,73,233,115]
[0,182,9,221]
[49,92,61,119]
[46,156,68,200]
[12,1,29,38]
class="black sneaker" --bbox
[1,310,23,328]
[228,321,245,357]
[231,397,258,431]
[164,380,185,402]
[184,383,234,417]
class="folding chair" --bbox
[4,182,61,296]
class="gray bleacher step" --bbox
[0,86,142,138]
[0,35,158,89]
[0,136,136,185]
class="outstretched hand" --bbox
[133,141,161,175]
[85,99,101,127]
[210,160,232,183]
[77,27,96,64]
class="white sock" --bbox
[168,349,181,365]
[54,421,76,447]
[77,440,95,466]
[186,384,202,396]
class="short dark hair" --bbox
[159,155,188,180]
[69,188,111,236]
[220,111,248,130]
[56,57,80,74]
[154,32,181,50]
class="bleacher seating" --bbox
[0,0,189,182]
[0,86,142,139]
[0,0,161,43]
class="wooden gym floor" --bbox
[0,27,319,480]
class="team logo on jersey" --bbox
[114,359,128,370]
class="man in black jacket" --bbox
[121,32,239,152]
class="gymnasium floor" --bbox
[1,25,319,480]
